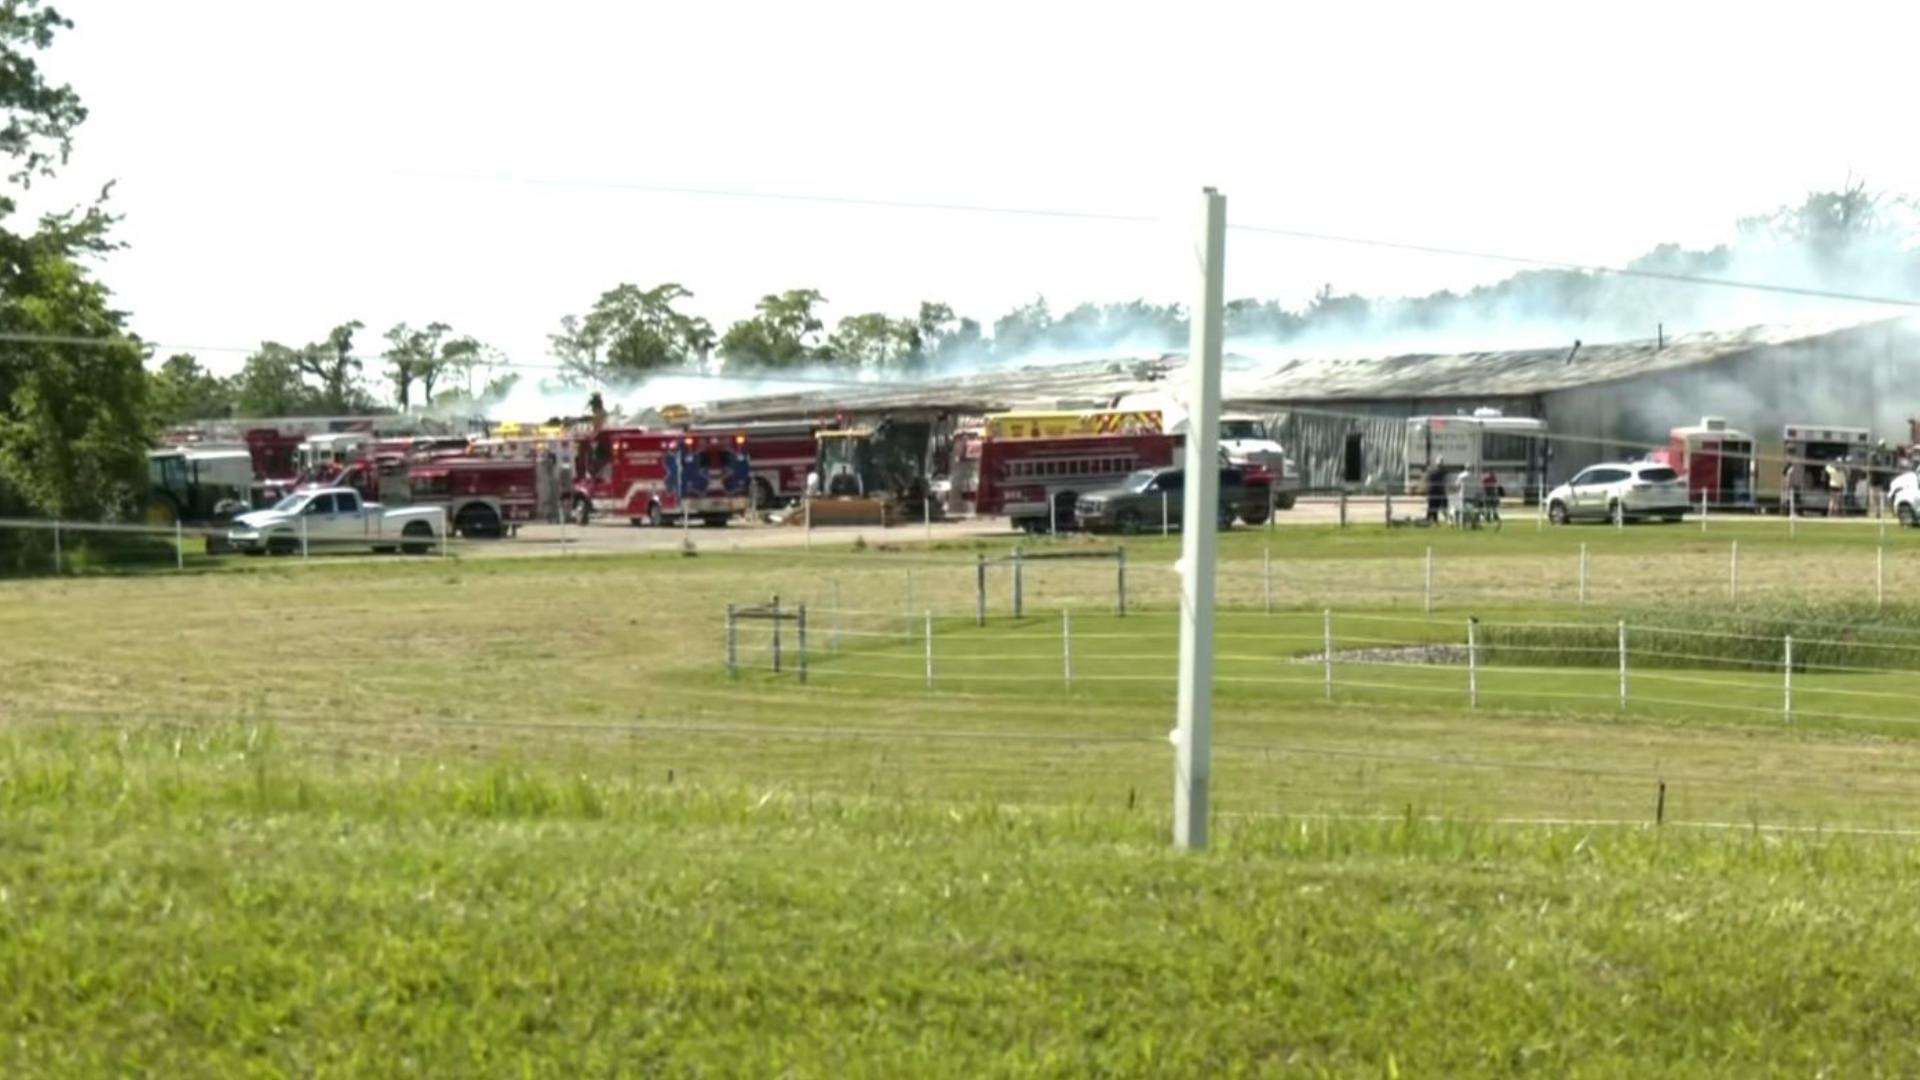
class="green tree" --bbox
[148,353,232,425]
[550,283,715,383]
[0,3,155,520]
[0,234,149,518]
[294,320,366,412]
[720,289,829,369]
[990,297,1052,359]
[915,301,983,368]
[230,344,320,417]
[825,311,920,368]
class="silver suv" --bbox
[1546,462,1690,524]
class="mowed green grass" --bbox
[4,527,1920,1075]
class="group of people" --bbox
[1797,442,1907,517]
[1423,458,1503,527]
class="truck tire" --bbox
[1901,503,1917,528]
[702,513,730,528]
[401,520,435,555]
[752,477,776,513]
[268,532,297,556]
[455,504,503,540]
[1275,494,1296,510]
[1239,504,1270,526]
[1548,501,1570,526]
[647,501,664,528]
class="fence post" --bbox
[1062,608,1072,690]
[924,610,934,690]
[1618,620,1629,712]
[1338,488,1348,529]
[175,519,185,571]
[1789,488,1798,539]
[771,593,782,674]
[1614,499,1624,531]
[725,604,738,678]
[1160,491,1169,537]
[1729,540,1739,602]
[1424,545,1434,614]
[1048,495,1057,537]
[1115,546,1128,618]
[1783,633,1793,723]
[1263,546,1273,615]
[52,518,61,574]
[830,578,841,651]
[975,555,987,626]
[804,489,812,550]
[1578,542,1588,605]
[1270,483,1278,533]
[1323,608,1333,700]
[300,512,310,560]
[438,506,449,558]
[1700,491,1708,534]
[925,495,933,543]
[1012,547,1024,620]
[1466,617,1478,709]
[1877,545,1885,610]
[796,605,808,685]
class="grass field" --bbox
[5,522,1920,1074]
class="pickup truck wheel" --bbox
[1274,494,1296,510]
[1217,506,1235,531]
[647,502,665,528]
[400,520,435,555]
[702,513,730,528]
[1548,501,1570,526]
[267,532,297,556]
[1240,504,1270,526]
[1901,503,1917,528]
[455,504,502,539]
[1116,508,1143,535]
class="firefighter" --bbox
[1424,457,1447,525]
[1825,458,1848,517]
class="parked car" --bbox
[1546,462,1690,524]
[1893,471,1920,526]
[228,487,444,555]
[1074,466,1259,534]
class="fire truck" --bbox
[691,420,819,509]
[569,428,753,527]
[327,441,537,539]
[1404,411,1549,504]
[952,409,1269,531]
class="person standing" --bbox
[1825,458,1849,517]
[1424,457,1447,525]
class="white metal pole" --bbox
[300,513,309,559]
[1700,491,1708,534]
[1789,487,1797,539]
[1466,618,1478,709]
[1161,490,1169,537]
[1614,499,1623,532]
[804,488,812,550]
[174,519,185,571]
[924,610,934,690]
[1062,609,1072,690]
[1618,620,1628,711]
[1729,539,1739,602]
[1578,542,1588,604]
[558,497,568,556]
[1322,608,1333,700]
[439,506,448,558]
[1424,545,1434,614]
[1173,187,1226,852]
[1048,495,1056,537]
[1783,634,1793,723]
[926,494,934,543]
[1878,545,1886,610]
[1263,546,1272,615]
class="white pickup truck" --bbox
[228,487,444,555]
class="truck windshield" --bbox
[1123,470,1160,492]
[1220,420,1265,440]
[270,494,308,513]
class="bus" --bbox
[1404,411,1549,504]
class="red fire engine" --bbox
[953,411,1176,532]
[569,428,753,527]
[690,420,818,508]
[328,442,537,538]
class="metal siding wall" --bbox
[1249,396,1543,492]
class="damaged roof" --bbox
[691,317,1911,420]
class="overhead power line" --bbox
[396,170,1920,309]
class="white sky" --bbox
[34,0,1920,377]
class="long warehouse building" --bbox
[693,316,1920,489]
